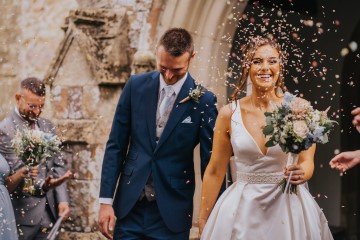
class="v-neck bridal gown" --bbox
[201,101,333,240]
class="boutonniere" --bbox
[179,85,205,104]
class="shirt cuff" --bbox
[99,198,113,205]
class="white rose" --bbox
[293,120,309,139]
[289,97,311,115]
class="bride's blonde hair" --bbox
[230,36,288,101]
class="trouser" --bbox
[114,198,190,240]
[17,205,55,240]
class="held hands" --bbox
[43,170,73,191]
[98,204,115,240]
[329,150,360,173]
[284,164,306,185]
[352,107,360,133]
[198,218,207,238]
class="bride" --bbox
[198,36,333,240]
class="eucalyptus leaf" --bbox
[263,125,274,135]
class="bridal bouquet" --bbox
[263,92,336,193]
[11,128,62,195]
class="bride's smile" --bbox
[249,45,281,91]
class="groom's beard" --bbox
[19,109,39,122]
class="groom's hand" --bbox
[198,218,207,237]
[99,204,115,239]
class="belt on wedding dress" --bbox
[236,172,284,184]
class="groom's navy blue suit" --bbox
[100,71,218,234]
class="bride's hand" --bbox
[284,164,306,185]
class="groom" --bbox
[98,28,218,239]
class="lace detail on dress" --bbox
[236,172,284,184]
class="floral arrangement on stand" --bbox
[263,92,336,194]
[11,128,62,195]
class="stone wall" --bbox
[0,0,157,119]
[0,0,22,117]
[0,0,78,119]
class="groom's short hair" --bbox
[20,77,46,97]
[158,28,194,57]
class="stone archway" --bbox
[159,0,248,107]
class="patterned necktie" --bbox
[159,86,174,118]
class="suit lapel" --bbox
[155,75,195,152]
[10,109,29,133]
[144,72,160,150]
[37,119,49,132]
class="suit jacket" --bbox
[0,109,69,226]
[100,71,218,232]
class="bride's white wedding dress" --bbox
[201,101,333,240]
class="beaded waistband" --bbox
[236,172,284,184]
